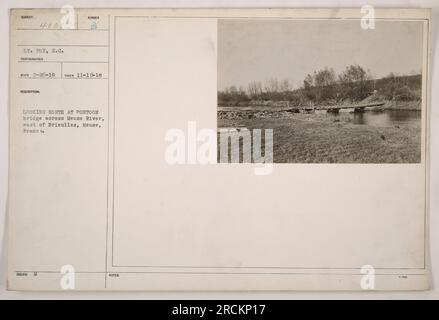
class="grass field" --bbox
[217,112,421,163]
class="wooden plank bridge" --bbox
[319,102,385,113]
[219,102,386,114]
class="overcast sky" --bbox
[218,19,424,91]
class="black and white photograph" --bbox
[218,19,424,163]
[1,5,436,298]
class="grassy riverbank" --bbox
[218,112,421,163]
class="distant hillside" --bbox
[218,67,422,109]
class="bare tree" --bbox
[338,65,372,101]
[314,68,336,87]
[247,81,263,98]
[264,78,279,93]
[280,78,291,92]
[338,65,367,83]
[303,74,314,89]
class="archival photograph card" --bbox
[7,8,431,291]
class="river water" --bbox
[319,109,421,128]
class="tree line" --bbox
[218,65,421,106]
